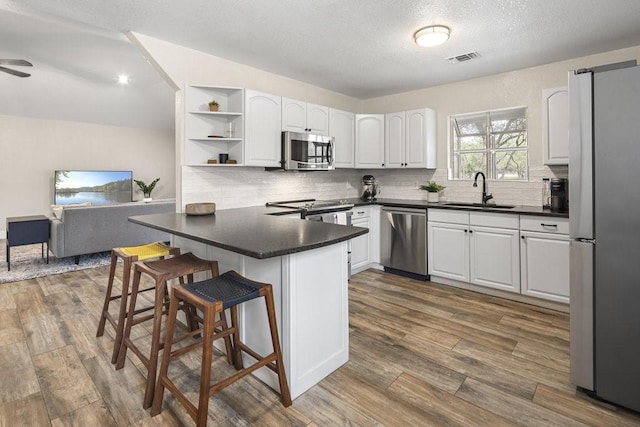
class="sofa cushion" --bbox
[50,201,92,219]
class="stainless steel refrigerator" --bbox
[569,61,640,412]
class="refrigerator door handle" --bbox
[569,239,594,390]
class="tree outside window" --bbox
[450,107,528,180]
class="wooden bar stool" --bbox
[115,252,232,409]
[96,242,180,364]
[150,270,291,426]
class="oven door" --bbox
[283,131,335,170]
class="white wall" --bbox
[134,32,640,210]
[0,115,175,234]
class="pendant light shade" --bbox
[414,25,450,47]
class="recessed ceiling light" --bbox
[117,75,129,85]
[414,25,450,47]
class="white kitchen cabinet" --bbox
[355,114,385,168]
[351,215,371,271]
[244,89,282,167]
[520,215,570,303]
[428,209,520,293]
[282,97,329,135]
[184,85,244,166]
[542,87,569,165]
[385,112,405,168]
[428,209,470,282]
[469,212,520,293]
[405,108,437,169]
[384,109,437,169]
[329,108,355,168]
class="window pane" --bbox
[490,108,527,132]
[495,150,528,180]
[454,113,486,136]
[459,153,486,179]
[492,131,527,149]
[459,135,486,150]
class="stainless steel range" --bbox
[266,199,353,218]
[266,198,355,277]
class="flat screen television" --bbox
[54,170,133,205]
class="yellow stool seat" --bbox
[120,242,172,261]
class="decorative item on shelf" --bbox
[185,202,216,216]
[134,177,160,202]
[208,100,219,112]
[219,153,229,164]
[226,122,234,138]
[226,159,237,164]
[419,181,446,203]
[207,159,217,164]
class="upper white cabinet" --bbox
[520,215,570,303]
[330,108,356,168]
[406,108,437,168]
[282,97,329,135]
[244,89,282,167]
[542,87,569,165]
[385,108,437,169]
[184,85,244,166]
[385,112,405,168]
[355,114,385,168]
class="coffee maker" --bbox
[361,175,379,201]
[550,178,569,212]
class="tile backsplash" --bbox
[181,165,568,210]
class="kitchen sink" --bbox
[443,202,516,209]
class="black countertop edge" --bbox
[130,211,368,260]
[344,198,570,218]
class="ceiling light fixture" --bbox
[414,25,450,47]
[117,75,129,85]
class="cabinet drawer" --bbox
[428,209,469,225]
[470,212,519,229]
[520,215,569,234]
[351,207,370,220]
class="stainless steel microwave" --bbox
[282,131,335,171]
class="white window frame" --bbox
[448,106,529,181]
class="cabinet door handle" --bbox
[521,235,525,240]
[464,229,468,233]
[540,223,558,229]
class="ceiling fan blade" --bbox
[0,66,31,78]
[0,59,32,66]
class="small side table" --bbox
[6,215,50,271]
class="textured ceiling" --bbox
[2,0,640,129]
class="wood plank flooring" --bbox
[1,266,639,426]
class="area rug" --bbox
[0,239,111,284]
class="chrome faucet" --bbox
[473,171,493,204]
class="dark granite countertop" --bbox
[130,206,368,260]
[344,198,569,218]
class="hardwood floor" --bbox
[1,266,639,426]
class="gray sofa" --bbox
[49,200,176,263]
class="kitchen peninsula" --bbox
[129,206,368,400]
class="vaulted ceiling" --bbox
[2,0,640,130]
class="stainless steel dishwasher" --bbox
[380,206,428,278]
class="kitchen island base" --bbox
[172,235,349,400]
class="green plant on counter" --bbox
[420,181,446,193]
[134,178,160,198]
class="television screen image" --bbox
[54,170,133,205]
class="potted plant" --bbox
[208,100,219,112]
[134,178,160,202]
[419,181,446,202]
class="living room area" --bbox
[0,10,178,280]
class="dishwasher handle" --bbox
[381,207,426,216]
